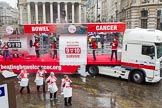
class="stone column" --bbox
[50,2,53,23]
[19,5,23,24]
[27,2,31,24]
[65,2,68,23]
[72,2,75,23]
[79,3,81,23]
[35,2,38,24]
[57,2,61,23]
[43,2,46,23]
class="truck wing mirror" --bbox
[149,54,155,59]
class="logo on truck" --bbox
[32,26,49,32]
[96,25,118,31]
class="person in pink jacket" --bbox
[46,72,58,101]
[18,68,30,94]
[61,75,72,106]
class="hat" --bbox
[39,66,43,70]
[50,72,54,75]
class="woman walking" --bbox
[61,75,72,106]
[46,72,58,101]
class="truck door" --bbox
[122,44,155,78]
[141,45,155,78]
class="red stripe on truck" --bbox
[121,62,155,70]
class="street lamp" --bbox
[96,0,100,22]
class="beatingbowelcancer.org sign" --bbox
[59,35,87,65]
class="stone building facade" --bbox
[95,0,162,29]
[17,0,87,25]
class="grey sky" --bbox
[0,0,17,8]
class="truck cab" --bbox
[98,28,162,83]
[121,28,162,83]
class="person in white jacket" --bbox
[46,72,58,101]
[61,75,72,106]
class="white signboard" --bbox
[2,34,35,55]
[59,35,87,65]
[0,84,9,108]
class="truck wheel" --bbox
[132,71,144,84]
[87,65,99,76]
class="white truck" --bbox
[88,28,162,83]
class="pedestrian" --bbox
[46,72,58,101]
[2,42,12,61]
[110,38,118,61]
[18,67,30,94]
[92,38,97,61]
[53,41,57,59]
[0,41,2,55]
[33,39,40,58]
[61,75,72,106]
[35,66,46,93]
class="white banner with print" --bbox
[59,35,87,65]
[0,84,9,108]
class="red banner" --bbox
[88,23,126,32]
[24,24,56,33]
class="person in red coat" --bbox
[110,38,118,61]
[34,39,40,58]
[53,41,57,59]
[92,38,97,61]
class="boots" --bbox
[27,85,30,93]
[37,86,40,92]
[64,98,68,106]
[68,97,72,106]
[54,92,57,99]
[20,87,24,94]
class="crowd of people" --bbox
[17,66,73,106]
[88,32,121,61]
[0,32,121,61]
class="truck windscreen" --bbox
[156,43,162,59]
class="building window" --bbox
[141,19,147,28]
[157,10,161,17]
[141,10,148,28]
[141,10,148,17]
[142,0,149,3]
[157,10,161,29]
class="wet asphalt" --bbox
[15,74,162,108]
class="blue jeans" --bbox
[4,50,12,61]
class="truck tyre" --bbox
[87,65,99,76]
[132,71,144,84]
